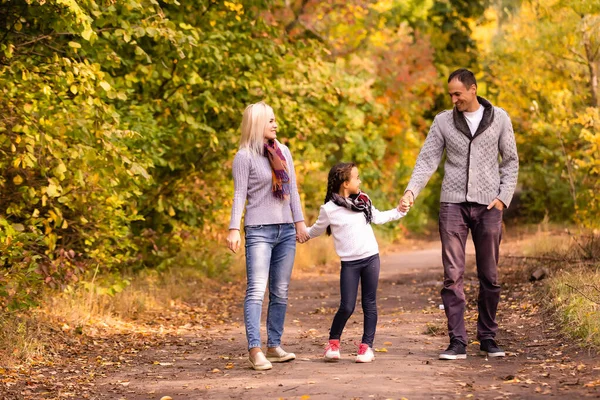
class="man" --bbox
[399,69,519,360]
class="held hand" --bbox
[487,198,505,211]
[398,191,414,213]
[226,229,241,253]
[295,221,310,244]
[296,232,310,244]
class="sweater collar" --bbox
[452,96,495,140]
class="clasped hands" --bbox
[295,221,310,244]
[398,191,414,213]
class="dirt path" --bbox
[94,242,600,400]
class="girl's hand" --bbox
[227,229,241,253]
[398,191,414,213]
[295,221,310,244]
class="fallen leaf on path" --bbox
[383,341,392,346]
[225,362,234,369]
[160,397,173,400]
[584,379,600,387]
[375,348,388,352]
[211,368,221,373]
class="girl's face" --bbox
[344,167,361,195]
[263,110,278,141]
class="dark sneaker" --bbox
[439,339,467,360]
[479,339,505,357]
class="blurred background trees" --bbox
[1,0,598,310]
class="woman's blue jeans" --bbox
[244,223,296,350]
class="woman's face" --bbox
[263,110,278,141]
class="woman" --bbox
[227,101,309,371]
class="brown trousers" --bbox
[439,202,503,345]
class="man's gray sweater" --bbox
[406,97,519,207]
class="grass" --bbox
[515,225,600,350]
[0,265,230,366]
[0,313,49,364]
[545,268,600,348]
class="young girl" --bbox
[304,162,406,363]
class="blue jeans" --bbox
[244,223,296,350]
[329,254,380,347]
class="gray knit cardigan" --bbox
[406,97,519,207]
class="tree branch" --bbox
[285,0,311,34]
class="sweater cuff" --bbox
[497,192,513,208]
[405,186,421,200]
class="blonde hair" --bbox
[239,101,274,156]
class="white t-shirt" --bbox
[463,105,484,136]
[307,201,405,261]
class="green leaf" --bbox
[46,183,60,198]
[82,27,93,41]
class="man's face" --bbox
[448,78,477,112]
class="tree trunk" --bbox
[582,14,600,108]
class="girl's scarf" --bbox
[331,191,373,224]
[264,139,290,200]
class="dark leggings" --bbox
[329,254,380,347]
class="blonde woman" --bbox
[227,101,309,370]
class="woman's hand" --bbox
[295,221,310,244]
[227,229,241,253]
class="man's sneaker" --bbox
[266,346,296,362]
[248,350,273,370]
[323,339,341,362]
[439,339,467,360]
[479,339,505,357]
[355,343,375,363]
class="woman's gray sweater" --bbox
[229,143,304,230]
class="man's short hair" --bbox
[448,68,477,89]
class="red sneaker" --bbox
[355,343,374,363]
[324,339,341,361]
